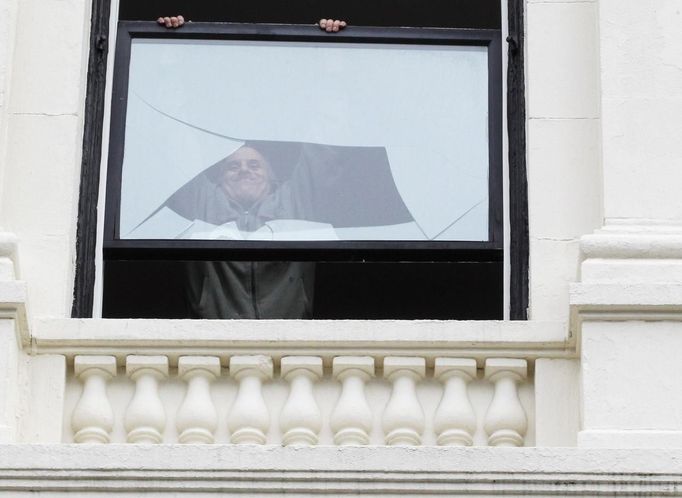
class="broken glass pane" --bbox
[120,39,489,241]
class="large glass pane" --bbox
[120,39,489,241]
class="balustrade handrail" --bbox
[33,318,573,366]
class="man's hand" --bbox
[318,19,347,32]
[157,15,185,29]
[157,15,345,32]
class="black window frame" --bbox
[105,22,502,262]
[73,0,528,319]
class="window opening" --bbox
[74,0,527,320]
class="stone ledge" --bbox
[581,222,682,260]
[31,318,573,366]
[569,282,682,342]
[570,282,682,309]
[0,445,681,496]
[570,282,682,334]
[581,232,682,259]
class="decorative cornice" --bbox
[581,232,682,259]
[571,223,682,338]
[0,445,681,495]
[580,222,682,259]
[569,282,682,341]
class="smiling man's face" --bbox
[220,146,273,207]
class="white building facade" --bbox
[1,0,682,495]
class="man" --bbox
[180,144,316,319]
[153,17,401,320]
[221,146,274,216]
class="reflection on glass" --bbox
[120,39,490,241]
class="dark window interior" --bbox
[103,260,502,319]
[119,0,501,30]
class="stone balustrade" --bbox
[68,354,532,446]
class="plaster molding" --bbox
[32,319,574,365]
[0,232,19,279]
[570,282,682,341]
[571,282,682,305]
[581,223,682,259]
[571,223,682,338]
[0,280,28,348]
[581,233,682,259]
[0,445,681,495]
[0,233,28,348]
[602,219,682,231]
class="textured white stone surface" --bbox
[19,354,65,443]
[599,0,682,221]
[527,119,602,241]
[0,0,91,318]
[524,0,602,322]
[0,0,19,200]
[582,321,682,435]
[0,445,679,496]
[0,320,19,442]
[534,358,580,447]
[527,1,599,119]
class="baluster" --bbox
[433,358,477,446]
[279,356,323,446]
[71,356,117,444]
[382,357,425,446]
[227,355,273,444]
[330,356,374,446]
[176,356,221,444]
[483,358,528,447]
[124,355,168,444]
